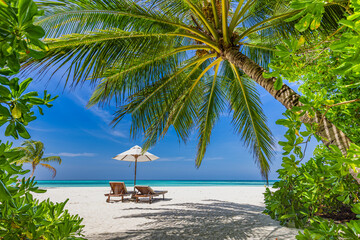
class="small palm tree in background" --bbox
[17,140,62,179]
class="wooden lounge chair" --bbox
[134,186,168,204]
[104,182,134,202]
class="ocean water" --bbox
[35,180,276,188]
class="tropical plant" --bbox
[0,0,85,238]
[263,0,360,182]
[264,110,360,238]
[16,140,62,178]
[25,0,352,179]
[0,0,47,74]
[263,1,360,238]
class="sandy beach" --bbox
[34,186,299,239]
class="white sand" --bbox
[34,186,299,239]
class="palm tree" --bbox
[28,0,352,180]
[17,140,62,178]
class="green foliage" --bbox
[0,0,47,73]
[0,80,85,239]
[285,0,360,76]
[0,0,85,238]
[264,110,360,238]
[263,1,360,144]
[0,76,57,139]
[0,142,85,239]
[263,1,360,238]
[0,82,85,238]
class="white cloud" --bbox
[71,91,128,139]
[82,129,128,144]
[72,93,114,124]
[48,152,96,157]
[27,126,59,132]
[109,129,127,138]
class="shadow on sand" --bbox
[88,200,299,240]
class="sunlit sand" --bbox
[35,186,299,239]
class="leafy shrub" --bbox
[0,77,85,239]
[0,142,85,239]
[264,110,360,239]
[264,145,360,226]
[0,0,86,239]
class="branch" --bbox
[299,135,311,162]
[319,99,360,126]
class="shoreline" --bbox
[39,185,271,189]
[34,186,298,239]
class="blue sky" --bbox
[1,73,318,181]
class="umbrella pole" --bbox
[134,155,138,192]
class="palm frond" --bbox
[41,156,62,164]
[88,51,215,107]
[195,61,225,166]
[110,54,218,149]
[37,0,207,40]
[228,63,274,180]
[221,0,229,44]
[24,29,186,84]
[40,163,57,178]
[183,0,219,40]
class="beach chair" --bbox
[134,186,168,204]
[104,182,134,202]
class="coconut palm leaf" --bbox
[195,61,225,166]
[41,156,62,164]
[227,63,274,180]
[39,163,57,178]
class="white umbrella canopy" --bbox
[113,145,159,190]
[113,145,159,162]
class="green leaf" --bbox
[25,25,45,38]
[310,17,321,30]
[0,180,12,200]
[300,131,310,137]
[19,0,38,24]
[18,78,32,95]
[28,38,46,50]
[0,76,10,85]
[5,122,15,136]
[7,54,20,73]
[295,14,312,32]
[274,77,283,90]
[2,43,13,56]
[339,19,355,29]
[0,105,10,117]
[28,49,46,59]
[38,106,43,115]
[15,122,31,139]
[0,85,11,97]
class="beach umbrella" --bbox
[113,145,159,190]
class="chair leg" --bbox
[107,196,110,203]
[121,196,124,202]
[149,196,152,204]
[163,194,165,200]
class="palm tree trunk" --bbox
[223,47,360,184]
[29,164,36,179]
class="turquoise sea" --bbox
[36,180,276,187]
